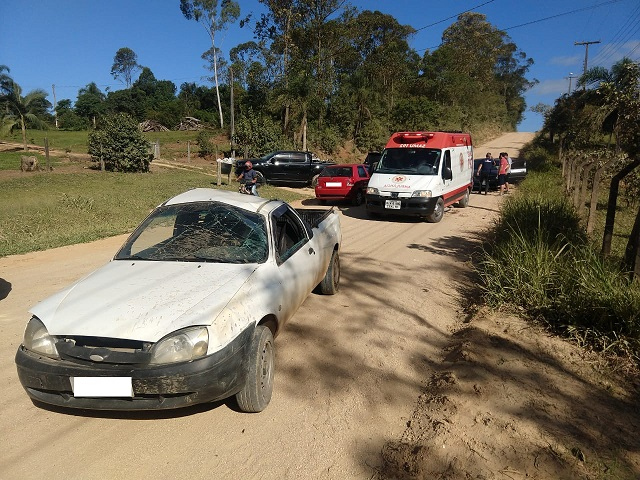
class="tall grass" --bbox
[478,189,640,361]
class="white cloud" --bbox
[530,78,572,96]
[549,55,581,67]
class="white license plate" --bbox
[72,377,133,397]
[326,182,342,187]
[385,200,401,210]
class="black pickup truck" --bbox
[235,151,334,186]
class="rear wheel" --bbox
[426,197,444,223]
[319,250,340,294]
[236,325,274,413]
[456,188,470,208]
[352,189,364,206]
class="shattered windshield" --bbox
[376,148,441,175]
[115,202,268,263]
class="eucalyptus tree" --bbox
[0,79,50,150]
[180,0,241,128]
[111,47,141,88]
[421,12,534,131]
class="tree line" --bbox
[1,2,535,158]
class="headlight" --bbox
[23,317,59,359]
[411,190,432,198]
[366,187,379,195]
[149,327,209,365]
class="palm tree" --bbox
[1,80,49,151]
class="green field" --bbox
[0,167,309,257]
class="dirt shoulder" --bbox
[0,132,638,480]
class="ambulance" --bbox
[365,131,474,222]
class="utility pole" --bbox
[574,40,601,80]
[51,84,58,128]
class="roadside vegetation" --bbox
[480,142,640,366]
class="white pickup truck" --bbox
[15,188,341,412]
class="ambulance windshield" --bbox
[376,148,441,175]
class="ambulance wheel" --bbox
[456,188,470,208]
[426,197,444,223]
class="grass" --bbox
[1,129,226,160]
[0,168,309,257]
[478,140,640,363]
[2,129,90,153]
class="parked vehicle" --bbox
[315,163,371,205]
[365,131,473,222]
[15,188,341,413]
[234,151,334,186]
[472,156,527,192]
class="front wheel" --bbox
[255,171,266,186]
[319,250,340,294]
[235,325,275,413]
[426,197,444,223]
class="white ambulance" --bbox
[365,131,474,222]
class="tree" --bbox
[111,47,141,88]
[87,113,151,172]
[0,79,50,150]
[180,0,241,129]
[75,82,106,126]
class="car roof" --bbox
[161,188,281,214]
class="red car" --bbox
[315,163,371,205]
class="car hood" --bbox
[30,260,258,342]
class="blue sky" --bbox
[1,0,638,132]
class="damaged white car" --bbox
[15,188,341,413]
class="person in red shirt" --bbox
[498,152,509,196]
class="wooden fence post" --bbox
[44,137,50,171]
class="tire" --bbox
[319,250,340,295]
[426,197,444,223]
[456,188,470,208]
[311,174,320,187]
[352,189,364,206]
[255,171,266,186]
[235,325,275,413]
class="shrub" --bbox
[88,113,151,172]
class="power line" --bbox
[413,0,496,33]
[416,0,625,52]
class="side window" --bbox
[357,165,367,177]
[273,153,290,164]
[290,153,307,163]
[272,207,309,263]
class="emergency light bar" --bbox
[394,132,435,142]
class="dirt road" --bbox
[1,133,638,479]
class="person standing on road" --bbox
[476,153,495,195]
[237,161,259,196]
[498,152,509,196]
[503,152,512,194]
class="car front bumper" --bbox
[15,325,254,411]
[365,194,437,216]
